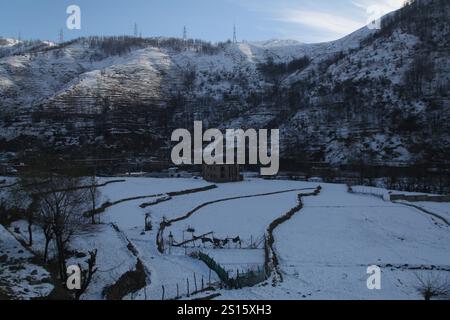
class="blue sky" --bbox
[0,0,404,43]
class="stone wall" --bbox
[390,194,450,202]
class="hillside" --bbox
[0,0,449,170]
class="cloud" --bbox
[227,0,406,42]
[352,0,405,14]
[275,9,363,36]
[351,0,405,28]
[271,0,406,38]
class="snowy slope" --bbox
[0,0,449,167]
[0,225,54,299]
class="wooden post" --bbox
[187,278,190,297]
[162,285,165,301]
[237,270,241,289]
[183,231,187,255]
[194,272,198,292]
[168,232,173,255]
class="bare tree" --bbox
[404,54,434,98]
[24,195,40,246]
[183,65,197,91]
[41,176,89,281]
[0,197,6,224]
[35,199,54,263]
[74,249,98,300]
[23,173,90,281]
[87,174,100,225]
[415,271,450,300]
[10,182,34,246]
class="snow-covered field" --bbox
[0,225,54,299]
[2,177,450,300]
[166,191,302,243]
[412,202,450,223]
[217,184,450,300]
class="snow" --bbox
[98,178,315,300]
[1,2,449,168]
[217,183,450,300]
[67,224,138,299]
[0,225,54,299]
[3,177,449,300]
[98,178,450,300]
[351,185,391,200]
[409,202,450,223]
[123,227,220,300]
[166,191,301,242]
[199,248,265,278]
[97,177,208,203]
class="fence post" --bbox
[187,278,190,297]
[208,268,211,286]
[194,272,198,292]
[183,231,187,255]
[162,285,165,301]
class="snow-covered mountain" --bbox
[0,38,55,58]
[0,0,449,167]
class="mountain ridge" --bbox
[0,0,449,169]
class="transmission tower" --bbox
[134,23,139,37]
[233,24,237,43]
[59,28,64,43]
[183,26,187,41]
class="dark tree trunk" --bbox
[27,222,33,247]
[74,249,98,300]
[43,231,52,263]
[55,234,67,281]
[91,199,96,225]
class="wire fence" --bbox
[165,231,266,251]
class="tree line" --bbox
[1,155,101,299]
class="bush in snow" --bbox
[415,271,450,300]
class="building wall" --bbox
[202,164,242,183]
